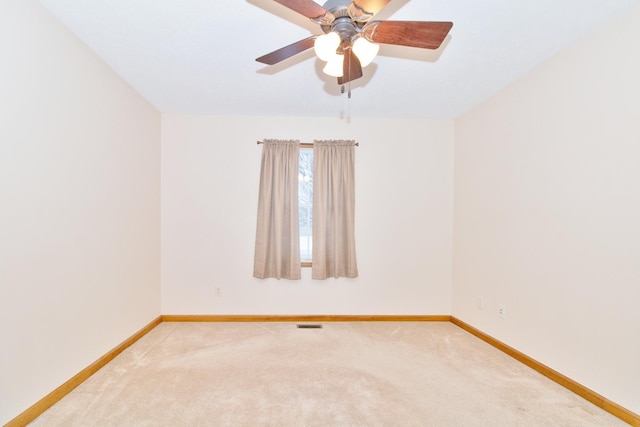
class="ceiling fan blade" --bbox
[338,49,363,85]
[256,36,317,65]
[363,21,453,49]
[273,0,330,21]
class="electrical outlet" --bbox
[477,296,484,310]
[215,287,223,297]
[498,304,506,319]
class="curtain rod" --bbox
[256,141,359,146]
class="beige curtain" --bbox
[312,140,358,279]
[253,140,301,279]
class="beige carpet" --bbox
[30,322,626,426]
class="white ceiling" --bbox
[39,0,639,118]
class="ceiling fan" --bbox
[255,0,453,85]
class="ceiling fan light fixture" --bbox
[352,37,379,67]
[323,53,344,77]
[253,0,454,86]
[314,32,341,61]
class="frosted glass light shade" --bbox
[314,32,341,61]
[352,37,379,67]
[323,54,344,77]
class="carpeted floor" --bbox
[30,322,627,426]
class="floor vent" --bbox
[297,324,323,329]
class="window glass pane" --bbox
[299,148,313,262]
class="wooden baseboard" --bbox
[450,316,640,426]
[161,314,452,322]
[8,315,638,427]
[5,316,162,427]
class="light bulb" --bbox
[314,32,341,61]
[352,37,379,67]
[323,54,344,77]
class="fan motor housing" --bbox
[331,16,359,42]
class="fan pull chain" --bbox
[340,84,352,98]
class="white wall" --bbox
[0,1,161,424]
[162,115,454,315]
[453,6,640,414]
[5,0,637,421]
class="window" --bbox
[254,139,357,279]
[298,146,313,264]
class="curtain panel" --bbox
[312,140,358,279]
[253,140,301,279]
